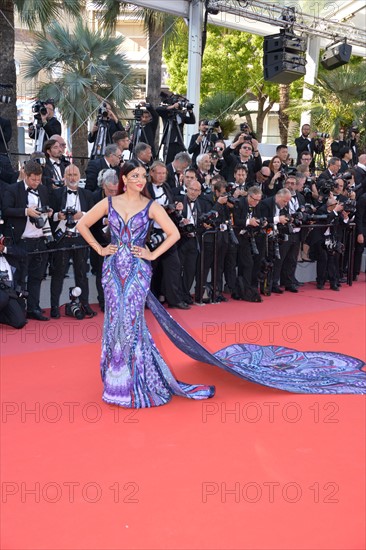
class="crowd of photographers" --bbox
[0,94,365,328]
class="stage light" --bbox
[321,41,352,70]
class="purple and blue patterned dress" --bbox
[101,198,365,408]
[101,198,215,408]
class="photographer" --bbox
[196,153,213,189]
[166,151,191,192]
[223,135,261,184]
[178,179,206,304]
[0,116,19,185]
[42,139,66,191]
[2,160,53,320]
[132,142,153,173]
[259,188,292,294]
[28,99,61,150]
[309,197,348,291]
[353,154,366,198]
[295,124,316,166]
[156,92,195,164]
[85,144,122,192]
[263,156,285,198]
[90,169,119,311]
[317,157,341,186]
[0,239,27,329]
[232,185,265,302]
[130,101,159,157]
[147,161,189,309]
[49,164,96,319]
[210,139,229,181]
[188,119,223,167]
[88,100,125,151]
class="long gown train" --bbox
[101,198,366,409]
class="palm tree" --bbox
[0,0,84,157]
[287,62,366,138]
[24,18,133,169]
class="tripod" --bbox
[157,113,186,163]
[130,118,150,157]
[90,117,109,159]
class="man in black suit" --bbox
[2,160,53,320]
[0,239,27,329]
[147,161,189,309]
[295,124,316,165]
[317,157,341,186]
[233,185,265,300]
[166,152,192,191]
[49,165,96,319]
[354,192,366,280]
[28,100,62,151]
[177,178,206,304]
[130,102,159,157]
[85,144,122,192]
[354,154,366,198]
[88,100,125,154]
[42,139,67,191]
[223,135,262,184]
[90,169,119,311]
[156,101,196,164]
[132,143,153,173]
[260,188,292,293]
[279,174,306,292]
[188,119,223,167]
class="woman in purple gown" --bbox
[77,161,365,408]
[77,161,214,407]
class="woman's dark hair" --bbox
[269,156,282,174]
[118,160,151,197]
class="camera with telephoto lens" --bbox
[343,199,357,215]
[30,206,52,229]
[32,100,48,121]
[160,91,194,111]
[133,103,147,122]
[198,210,219,227]
[65,287,85,320]
[97,102,109,119]
[208,119,220,129]
[179,220,196,236]
[319,179,335,198]
[61,206,77,229]
[316,132,330,139]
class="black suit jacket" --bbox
[42,158,67,191]
[50,186,94,234]
[85,158,119,192]
[156,106,195,147]
[295,136,315,164]
[223,146,262,183]
[188,131,223,167]
[355,193,366,237]
[29,117,62,144]
[233,196,262,230]
[260,196,289,225]
[2,181,50,242]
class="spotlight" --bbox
[321,40,352,70]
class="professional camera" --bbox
[133,104,145,122]
[199,210,219,226]
[208,119,220,129]
[341,171,353,181]
[0,270,28,299]
[178,220,196,236]
[97,102,109,119]
[316,132,330,139]
[30,206,52,229]
[223,192,240,206]
[343,198,356,215]
[65,287,85,320]
[0,269,10,289]
[319,179,335,198]
[32,100,48,121]
[159,91,194,111]
[61,206,77,229]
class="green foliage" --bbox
[23,19,133,128]
[15,0,84,28]
[287,61,366,138]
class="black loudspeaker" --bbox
[263,30,307,85]
[320,43,352,70]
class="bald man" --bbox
[50,164,96,319]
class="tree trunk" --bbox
[146,23,163,156]
[71,122,89,177]
[0,1,18,162]
[278,84,290,145]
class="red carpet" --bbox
[1,280,365,549]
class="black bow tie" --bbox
[53,161,61,166]
[67,190,78,195]
[26,188,38,195]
